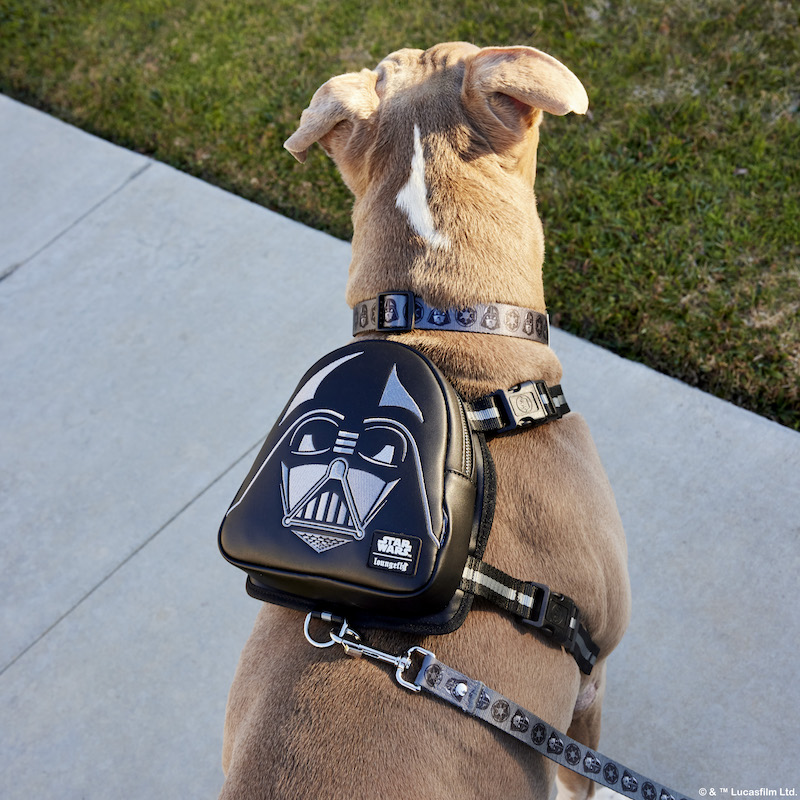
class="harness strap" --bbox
[415,653,691,800]
[460,557,599,675]
[466,381,569,435]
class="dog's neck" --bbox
[342,110,559,395]
[370,328,563,402]
[344,117,547,316]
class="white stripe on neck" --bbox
[395,124,450,251]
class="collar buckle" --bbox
[376,291,416,332]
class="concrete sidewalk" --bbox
[1,94,798,799]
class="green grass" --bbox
[2,0,798,428]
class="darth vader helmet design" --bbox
[224,344,463,554]
[273,353,436,554]
[219,340,481,624]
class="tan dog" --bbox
[220,42,630,800]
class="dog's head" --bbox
[285,42,587,311]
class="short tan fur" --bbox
[220,42,630,800]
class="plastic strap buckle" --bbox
[545,592,580,650]
[522,580,550,627]
[494,380,556,434]
[522,589,578,641]
[376,291,416,332]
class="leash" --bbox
[304,613,693,800]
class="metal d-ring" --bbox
[303,611,362,649]
[303,612,338,648]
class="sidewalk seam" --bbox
[0,160,153,283]
[0,436,262,677]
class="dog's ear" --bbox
[284,69,378,163]
[463,46,588,145]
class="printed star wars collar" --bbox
[353,292,550,345]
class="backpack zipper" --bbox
[457,397,473,478]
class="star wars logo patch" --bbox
[368,531,422,575]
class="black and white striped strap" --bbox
[465,381,570,435]
[353,292,550,345]
[460,557,599,675]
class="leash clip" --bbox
[303,612,434,692]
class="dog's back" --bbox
[220,43,630,800]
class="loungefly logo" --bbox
[368,532,422,575]
[226,350,439,556]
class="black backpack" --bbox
[219,339,598,672]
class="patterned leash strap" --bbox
[415,653,693,800]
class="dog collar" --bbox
[353,291,550,345]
